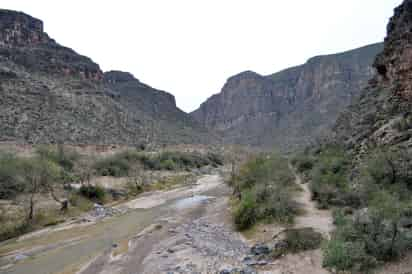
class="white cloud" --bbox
[2,0,403,112]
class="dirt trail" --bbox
[258,165,334,274]
[293,170,334,238]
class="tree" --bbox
[21,159,42,220]
[128,162,145,195]
[41,160,67,211]
[21,158,63,220]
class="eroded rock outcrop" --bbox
[334,0,412,155]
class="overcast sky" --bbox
[2,0,403,112]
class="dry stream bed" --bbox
[0,169,340,274]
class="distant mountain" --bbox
[191,43,383,151]
[0,9,212,146]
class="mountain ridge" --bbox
[0,9,213,147]
[192,42,384,151]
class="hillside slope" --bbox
[0,9,212,146]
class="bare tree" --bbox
[128,162,145,195]
[75,156,95,186]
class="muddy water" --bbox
[0,175,224,274]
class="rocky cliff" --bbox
[191,43,383,151]
[334,0,412,155]
[0,9,212,146]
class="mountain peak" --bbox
[0,9,50,47]
[226,70,263,82]
[104,70,139,84]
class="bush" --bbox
[323,190,412,273]
[292,154,315,173]
[94,153,134,177]
[234,191,258,230]
[232,153,299,230]
[148,151,223,171]
[284,228,323,253]
[0,221,34,242]
[263,187,300,224]
[308,146,351,208]
[36,145,80,172]
[93,150,224,176]
[0,153,26,199]
[79,185,106,203]
[323,238,377,272]
[69,193,93,211]
[126,180,144,196]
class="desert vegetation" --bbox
[93,150,223,177]
[0,145,224,241]
[293,145,412,273]
[229,153,300,230]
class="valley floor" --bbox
[7,165,409,274]
[0,166,341,274]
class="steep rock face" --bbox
[0,10,212,146]
[103,71,213,145]
[334,0,412,154]
[0,10,102,80]
[374,0,412,99]
[192,43,383,151]
[0,10,48,47]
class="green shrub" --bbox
[284,228,323,253]
[94,155,131,177]
[323,238,377,272]
[263,188,300,224]
[79,185,106,203]
[126,180,144,196]
[308,145,351,208]
[0,221,34,242]
[148,151,223,171]
[69,193,94,211]
[36,145,80,172]
[323,190,412,273]
[293,154,315,173]
[94,150,223,176]
[234,191,257,230]
[206,152,224,167]
[0,153,26,199]
[159,159,177,170]
[232,153,298,230]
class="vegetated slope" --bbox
[0,9,213,146]
[191,43,383,151]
